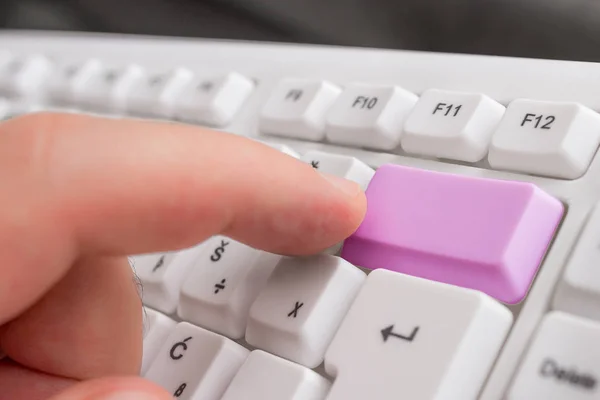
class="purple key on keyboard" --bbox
[341,164,564,303]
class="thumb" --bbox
[49,376,171,400]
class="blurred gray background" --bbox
[2,0,600,62]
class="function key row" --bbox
[0,53,254,127]
[1,52,597,181]
[259,79,600,180]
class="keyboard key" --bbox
[325,83,417,150]
[220,350,331,400]
[256,140,300,158]
[176,72,254,126]
[142,307,177,375]
[301,150,375,190]
[178,236,280,339]
[132,245,203,314]
[324,269,512,400]
[245,255,365,368]
[47,59,103,105]
[144,322,248,400]
[508,312,600,399]
[488,99,600,179]
[341,164,564,304]
[1,102,43,120]
[553,203,600,321]
[0,98,11,120]
[127,67,194,118]
[0,55,53,97]
[79,64,145,112]
[259,79,341,141]
[0,51,12,70]
[401,89,505,162]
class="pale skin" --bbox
[0,113,367,400]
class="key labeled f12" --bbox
[520,113,555,129]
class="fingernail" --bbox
[322,173,361,197]
[100,391,161,400]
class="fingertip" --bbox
[321,173,363,198]
[225,173,368,256]
[317,172,368,239]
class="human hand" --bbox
[0,113,366,399]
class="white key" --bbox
[0,51,13,69]
[178,236,280,339]
[257,140,300,158]
[245,255,365,368]
[508,312,600,399]
[259,79,341,141]
[488,99,600,179]
[0,55,53,97]
[176,72,254,126]
[553,203,600,321]
[142,307,177,375]
[80,64,145,112]
[2,102,42,119]
[145,322,248,400]
[127,67,194,118]
[401,89,505,162]
[0,50,13,98]
[324,269,512,400]
[221,350,331,400]
[0,98,11,120]
[47,59,103,104]
[325,83,418,150]
[133,245,203,314]
[301,150,374,190]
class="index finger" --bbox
[0,112,366,322]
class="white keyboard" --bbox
[3,30,600,400]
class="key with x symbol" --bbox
[246,255,365,368]
[287,301,304,318]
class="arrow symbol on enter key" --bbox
[381,325,419,343]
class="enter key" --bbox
[323,269,513,400]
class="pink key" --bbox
[341,164,564,304]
